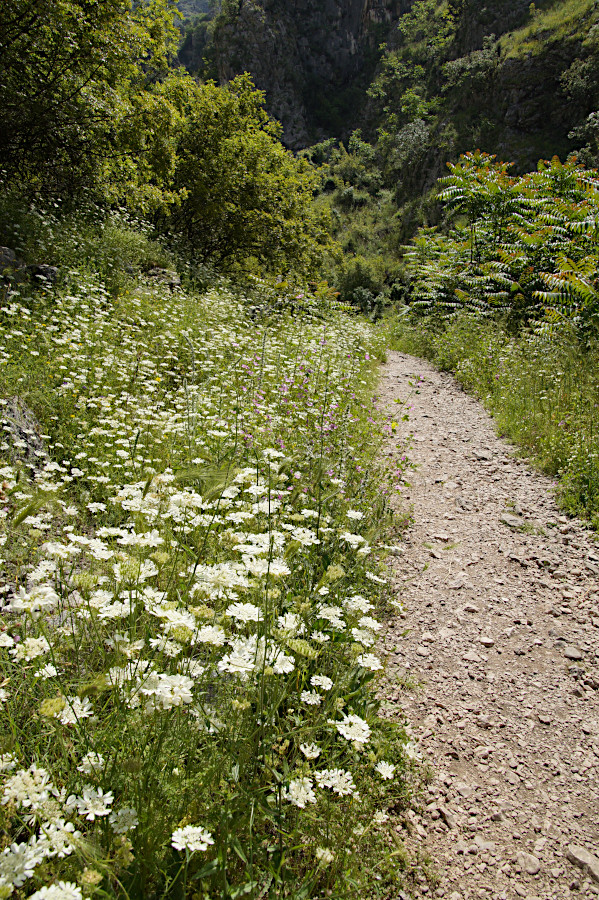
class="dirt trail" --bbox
[378,352,599,900]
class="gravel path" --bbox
[378,352,599,900]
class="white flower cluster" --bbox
[0,277,396,894]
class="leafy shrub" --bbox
[337,255,385,303]
[404,152,599,335]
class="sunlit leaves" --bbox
[406,152,599,334]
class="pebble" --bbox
[517,851,541,875]
[566,845,599,884]
[564,646,584,661]
[500,513,523,528]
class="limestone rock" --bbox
[566,845,599,884]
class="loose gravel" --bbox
[379,352,599,900]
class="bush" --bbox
[166,75,333,273]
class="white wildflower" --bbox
[343,594,373,614]
[299,743,321,760]
[9,584,59,618]
[77,753,104,775]
[365,572,386,584]
[373,810,390,824]
[357,615,381,632]
[29,882,83,899]
[340,531,366,548]
[310,630,330,643]
[2,765,53,812]
[0,838,44,887]
[375,761,395,780]
[268,647,295,674]
[66,786,113,820]
[0,754,16,773]
[356,653,383,671]
[109,807,138,834]
[329,713,371,745]
[283,777,316,809]
[58,697,94,725]
[35,663,58,678]
[314,768,356,796]
[225,602,263,623]
[300,690,322,706]
[277,612,304,634]
[310,675,333,691]
[38,820,81,858]
[140,673,194,709]
[350,627,376,647]
[196,625,226,646]
[11,637,51,661]
[171,825,214,852]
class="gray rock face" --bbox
[212,0,410,146]
[27,264,59,284]
[0,247,18,269]
[2,397,48,466]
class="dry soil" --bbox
[378,352,599,900]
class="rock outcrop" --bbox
[210,0,411,147]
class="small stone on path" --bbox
[566,845,599,884]
[517,851,541,875]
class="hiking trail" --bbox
[379,352,599,900]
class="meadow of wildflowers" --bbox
[0,271,413,898]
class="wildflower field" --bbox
[0,268,413,899]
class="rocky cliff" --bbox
[209,0,411,146]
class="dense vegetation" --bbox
[0,3,419,899]
[0,0,329,276]
[2,0,599,896]
[405,152,599,334]
[0,219,418,897]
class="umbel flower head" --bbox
[171,825,214,853]
[328,712,371,745]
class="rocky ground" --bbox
[378,352,599,900]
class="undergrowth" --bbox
[389,312,599,528]
[0,223,418,898]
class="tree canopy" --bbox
[0,1,331,273]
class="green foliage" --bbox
[0,224,415,896]
[499,0,597,58]
[168,75,332,273]
[304,134,405,308]
[0,195,174,297]
[404,152,599,334]
[0,0,181,203]
[0,4,331,275]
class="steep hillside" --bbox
[184,0,599,162]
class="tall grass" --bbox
[0,218,416,898]
[500,0,597,58]
[389,312,599,527]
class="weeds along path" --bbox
[378,352,599,900]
